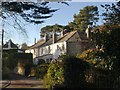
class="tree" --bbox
[40,24,69,38]
[1,2,69,38]
[2,2,58,24]
[101,1,120,25]
[69,6,99,31]
[21,43,28,50]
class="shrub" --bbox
[2,52,17,70]
[36,64,49,79]
[77,48,119,88]
[77,48,109,70]
[2,66,11,80]
[45,62,64,89]
[60,55,89,88]
[45,55,89,89]
[25,63,33,76]
[38,59,45,65]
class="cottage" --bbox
[25,27,92,65]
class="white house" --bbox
[25,28,92,65]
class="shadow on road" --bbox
[1,73,46,89]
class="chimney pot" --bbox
[85,25,92,38]
[53,30,57,44]
[44,34,49,42]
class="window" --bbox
[57,45,62,51]
[41,48,43,54]
[62,44,65,50]
[48,46,50,53]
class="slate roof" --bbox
[29,30,88,49]
[3,39,18,49]
[28,39,45,49]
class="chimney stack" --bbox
[8,39,11,49]
[85,25,92,38]
[61,29,64,37]
[44,33,49,42]
[34,38,36,44]
[53,29,57,44]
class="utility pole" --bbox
[0,2,4,80]
[1,27,4,61]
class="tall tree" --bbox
[69,6,99,31]
[101,1,120,25]
[92,1,120,72]
[1,2,69,35]
[40,24,69,38]
[2,2,58,24]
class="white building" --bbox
[25,29,91,65]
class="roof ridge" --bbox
[65,30,77,41]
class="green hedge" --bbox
[3,52,33,70]
[45,55,89,89]
[36,64,49,79]
[2,51,33,79]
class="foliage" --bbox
[14,53,33,76]
[78,48,120,88]
[2,51,33,78]
[25,63,34,76]
[40,24,63,37]
[40,24,70,38]
[78,48,113,70]
[2,52,17,70]
[38,59,46,65]
[36,64,49,79]
[92,25,120,70]
[101,1,120,25]
[45,55,89,89]
[14,53,33,64]
[45,61,64,89]
[2,66,11,80]
[69,6,99,31]
[60,55,89,88]
[1,2,69,38]
[21,43,28,50]
[2,2,58,24]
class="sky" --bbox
[1,1,115,46]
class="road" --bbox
[0,73,47,89]
[1,79,45,88]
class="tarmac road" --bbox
[0,73,47,89]
[0,79,45,88]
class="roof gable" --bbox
[3,39,18,49]
[29,39,45,49]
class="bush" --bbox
[38,59,45,65]
[36,64,49,79]
[25,63,34,76]
[61,55,89,88]
[77,48,109,70]
[3,52,33,71]
[2,66,11,80]
[77,48,119,88]
[3,52,17,70]
[45,55,89,89]
[45,62,64,89]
